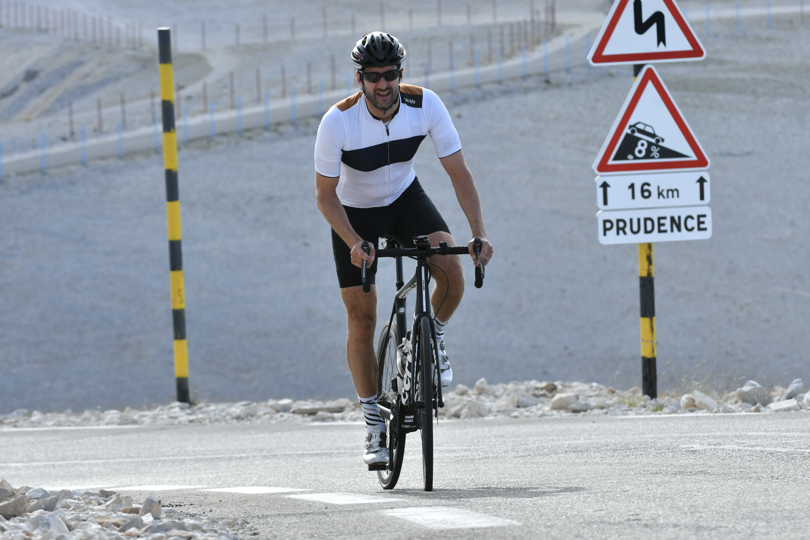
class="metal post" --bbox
[291,84,296,123]
[209,101,215,139]
[264,89,270,128]
[565,36,570,72]
[81,124,87,165]
[543,39,548,76]
[158,27,190,404]
[474,50,480,87]
[117,119,123,157]
[237,95,242,135]
[497,46,502,82]
[521,45,526,79]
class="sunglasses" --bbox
[360,69,402,83]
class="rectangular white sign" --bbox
[598,206,712,245]
[596,171,710,210]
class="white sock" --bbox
[434,317,449,341]
[358,394,385,434]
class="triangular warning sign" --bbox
[593,66,710,175]
[588,0,705,65]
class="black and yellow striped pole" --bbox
[633,63,656,399]
[639,243,656,398]
[158,27,190,403]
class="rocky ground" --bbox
[0,480,247,540]
[2,378,807,430]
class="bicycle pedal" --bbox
[367,463,387,471]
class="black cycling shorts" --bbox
[331,178,451,288]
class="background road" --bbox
[2,413,808,538]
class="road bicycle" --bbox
[361,235,483,491]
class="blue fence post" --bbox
[40,132,46,173]
[424,63,429,89]
[237,95,242,135]
[183,109,188,145]
[318,80,324,115]
[565,36,571,72]
[117,119,123,158]
[497,46,502,82]
[81,124,87,165]
[737,2,742,32]
[706,4,711,36]
[264,89,270,128]
[291,85,296,123]
[474,50,480,87]
[543,39,549,77]
[521,45,526,79]
[0,141,3,179]
[153,113,159,152]
[210,101,216,140]
[450,53,455,91]
[767,0,772,27]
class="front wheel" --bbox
[418,318,434,492]
[376,322,405,490]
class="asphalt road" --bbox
[2,413,808,539]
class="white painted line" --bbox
[683,444,810,453]
[287,493,399,505]
[0,425,142,432]
[308,421,365,426]
[112,485,208,491]
[382,507,519,529]
[203,487,306,494]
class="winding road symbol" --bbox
[634,0,666,46]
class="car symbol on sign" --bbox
[628,122,664,144]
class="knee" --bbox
[346,305,376,340]
[437,256,465,290]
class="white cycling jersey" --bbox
[314,84,462,209]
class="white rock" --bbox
[693,391,718,411]
[550,393,579,411]
[474,378,493,395]
[735,380,772,406]
[0,495,28,519]
[119,515,144,533]
[680,394,696,411]
[25,488,49,500]
[804,392,810,405]
[767,399,801,412]
[453,384,470,396]
[784,379,803,400]
[267,398,293,413]
[569,401,590,413]
[140,495,162,519]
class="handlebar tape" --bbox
[361,241,370,293]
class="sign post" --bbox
[588,1,710,398]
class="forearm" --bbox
[451,168,488,239]
[317,191,363,248]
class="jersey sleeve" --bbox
[314,106,344,178]
[424,89,462,159]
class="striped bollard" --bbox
[40,132,46,172]
[639,243,657,398]
[474,50,480,87]
[237,96,242,135]
[158,27,190,404]
[264,90,270,128]
[81,124,87,165]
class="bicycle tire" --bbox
[418,318,434,492]
[376,322,406,490]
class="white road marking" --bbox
[287,492,399,505]
[683,444,810,453]
[382,507,519,529]
[203,487,306,494]
[112,485,208,491]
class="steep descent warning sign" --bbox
[588,0,705,66]
[593,65,710,175]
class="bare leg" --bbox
[426,231,465,322]
[341,285,379,398]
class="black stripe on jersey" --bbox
[400,92,423,108]
[341,134,427,172]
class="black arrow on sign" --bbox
[696,176,707,201]
[600,181,611,206]
[634,0,666,47]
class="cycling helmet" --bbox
[351,32,406,70]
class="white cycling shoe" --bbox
[438,339,453,388]
[363,431,389,470]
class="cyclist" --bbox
[314,32,493,469]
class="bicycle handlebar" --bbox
[375,237,486,289]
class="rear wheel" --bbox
[376,322,405,490]
[418,318,434,492]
